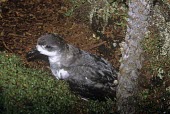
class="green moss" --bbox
[0,52,116,114]
[0,52,77,114]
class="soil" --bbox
[0,0,124,70]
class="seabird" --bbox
[26,33,118,101]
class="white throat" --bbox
[49,55,70,79]
[48,55,61,63]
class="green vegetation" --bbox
[0,52,76,114]
[64,0,86,17]
[0,52,115,114]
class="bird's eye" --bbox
[46,45,52,49]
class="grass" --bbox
[0,52,116,114]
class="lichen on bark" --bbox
[152,1,170,56]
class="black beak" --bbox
[26,48,41,62]
[26,48,49,62]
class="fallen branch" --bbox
[84,41,106,50]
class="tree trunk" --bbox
[117,0,152,113]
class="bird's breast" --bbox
[50,67,69,79]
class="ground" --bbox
[0,0,123,70]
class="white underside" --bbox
[51,68,69,79]
[36,45,69,79]
[57,69,69,79]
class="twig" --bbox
[8,33,27,38]
[2,40,13,52]
[84,41,106,50]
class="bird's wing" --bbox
[65,65,117,100]
[66,65,116,84]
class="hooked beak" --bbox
[26,48,41,62]
[26,47,49,62]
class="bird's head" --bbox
[26,33,67,61]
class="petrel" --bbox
[26,33,118,101]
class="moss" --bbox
[0,52,76,113]
[0,52,116,114]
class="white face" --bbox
[36,45,57,57]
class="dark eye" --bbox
[46,45,52,49]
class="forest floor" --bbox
[0,0,124,70]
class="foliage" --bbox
[0,52,116,114]
[65,0,86,17]
[160,0,170,7]
[89,0,127,29]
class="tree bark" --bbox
[117,0,152,113]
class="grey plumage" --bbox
[27,33,118,100]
